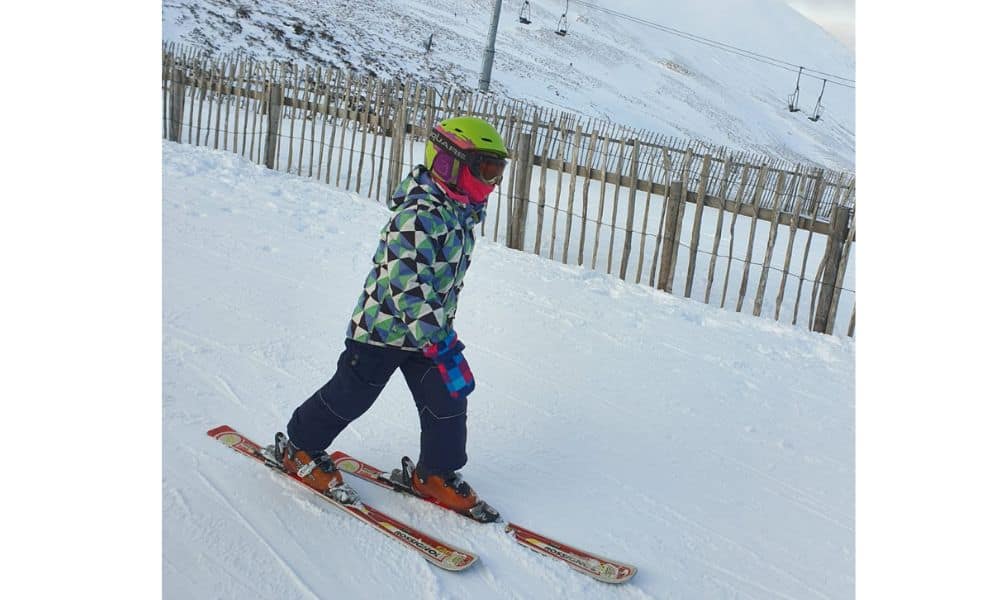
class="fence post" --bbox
[508,130,533,251]
[826,181,856,333]
[519,118,538,247]
[386,89,409,203]
[754,171,787,317]
[619,139,640,280]
[424,86,437,139]
[657,181,684,293]
[562,124,584,264]
[265,82,283,170]
[163,50,173,140]
[169,67,186,142]
[812,204,852,333]
[684,154,712,298]
[793,169,828,325]
[535,118,556,256]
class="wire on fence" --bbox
[163,49,856,335]
[165,112,856,299]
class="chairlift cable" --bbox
[572,0,854,89]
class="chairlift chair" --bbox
[519,1,531,25]
[554,0,568,36]
[555,14,568,36]
[787,66,803,113]
[808,79,827,122]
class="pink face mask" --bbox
[456,165,495,204]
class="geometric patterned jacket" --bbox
[346,166,485,351]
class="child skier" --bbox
[274,116,509,521]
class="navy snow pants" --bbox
[286,339,468,474]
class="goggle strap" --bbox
[429,128,472,163]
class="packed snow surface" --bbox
[163,142,854,598]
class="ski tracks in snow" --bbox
[164,143,854,599]
[706,448,853,532]
[195,470,323,600]
[194,461,449,600]
[164,323,296,381]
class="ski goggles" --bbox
[467,153,507,185]
[429,128,508,185]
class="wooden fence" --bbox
[162,44,856,337]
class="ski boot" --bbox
[272,432,359,504]
[390,456,500,523]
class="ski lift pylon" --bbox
[808,79,827,122]
[519,0,531,25]
[787,66,803,113]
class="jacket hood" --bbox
[390,166,486,227]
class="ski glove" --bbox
[423,331,475,399]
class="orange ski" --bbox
[331,451,636,584]
[207,426,477,572]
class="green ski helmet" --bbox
[425,116,509,191]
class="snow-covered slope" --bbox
[162,0,855,171]
[163,142,854,598]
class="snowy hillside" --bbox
[162,0,856,171]
[163,141,854,598]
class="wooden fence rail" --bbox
[162,44,856,337]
